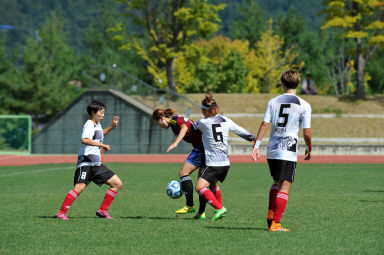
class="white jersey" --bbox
[77,120,104,167]
[263,94,311,162]
[196,115,255,166]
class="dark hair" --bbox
[87,100,106,116]
[201,93,220,117]
[152,108,176,120]
[280,70,301,89]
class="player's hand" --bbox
[104,144,111,151]
[112,116,119,127]
[304,150,311,160]
[251,148,260,162]
[166,143,177,152]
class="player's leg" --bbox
[210,183,222,204]
[267,182,280,228]
[176,155,200,214]
[195,167,207,219]
[94,165,122,219]
[270,160,295,231]
[56,166,90,220]
[196,170,226,221]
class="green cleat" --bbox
[212,207,227,221]
[194,212,206,219]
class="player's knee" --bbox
[114,180,123,190]
[74,183,87,194]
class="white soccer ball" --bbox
[166,180,183,199]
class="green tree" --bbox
[276,8,331,93]
[174,36,249,93]
[83,0,146,86]
[247,19,304,93]
[3,13,81,129]
[321,0,384,98]
[115,0,225,93]
[229,0,267,48]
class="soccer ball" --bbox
[166,180,183,199]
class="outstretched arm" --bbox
[303,128,312,160]
[228,118,255,142]
[167,124,188,152]
[103,116,119,136]
[251,121,269,162]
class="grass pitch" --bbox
[0,163,383,254]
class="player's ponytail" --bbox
[201,93,220,117]
[152,108,176,120]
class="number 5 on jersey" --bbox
[278,104,290,127]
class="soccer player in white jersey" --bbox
[251,70,312,231]
[55,100,123,220]
[196,93,255,221]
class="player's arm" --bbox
[303,128,312,160]
[167,124,188,152]
[103,116,119,136]
[251,121,269,162]
[81,138,111,151]
[226,117,255,141]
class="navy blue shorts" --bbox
[186,144,205,167]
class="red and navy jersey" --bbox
[169,115,202,148]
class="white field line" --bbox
[190,113,384,119]
[228,137,384,143]
[0,166,73,178]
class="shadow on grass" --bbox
[359,200,384,203]
[38,216,96,219]
[38,215,195,220]
[118,216,195,220]
[206,226,267,231]
[363,190,384,193]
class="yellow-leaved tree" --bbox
[246,19,304,93]
[321,0,384,98]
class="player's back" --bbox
[197,115,254,166]
[264,94,311,161]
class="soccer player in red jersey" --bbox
[55,100,123,220]
[153,108,208,218]
[252,70,312,231]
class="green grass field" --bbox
[1,163,383,255]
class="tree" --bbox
[2,13,81,129]
[83,0,147,86]
[229,0,267,48]
[174,36,249,93]
[321,0,384,98]
[246,19,304,93]
[115,0,225,93]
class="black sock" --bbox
[198,195,207,214]
[180,175,194,206]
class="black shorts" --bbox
[200,166,230,184]
[267,159,296,182]
[74,164,115,186]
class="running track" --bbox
[0,154,383,166]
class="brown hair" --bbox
[280,70,301,89]
[152,108,176,120]
[201,93,220,117]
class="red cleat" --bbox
[96,209,113,219]
[55,213,69,221]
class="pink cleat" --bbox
[55,213,69,221]
[96,209,113,219]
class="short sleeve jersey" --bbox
[169,115,202,148]
[196,115,255,166]
[77,120,104,167]
[263,94,311,162]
